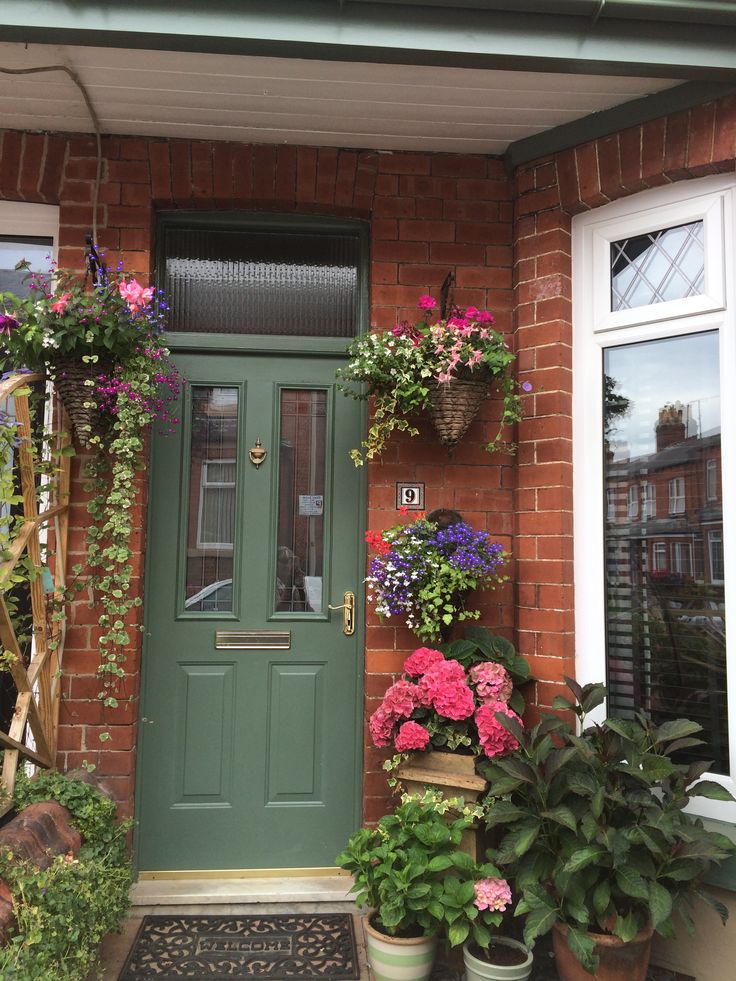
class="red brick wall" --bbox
[512,93,736,723]
[0,131,515,823]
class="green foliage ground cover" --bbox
[0,769,132,980]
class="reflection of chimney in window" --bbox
[655,402,686,451]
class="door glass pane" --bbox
[610,221,704,311]
[603,332,727,772]
[275,390,326,613]
[184,387,238,612]
[163,225,360,337]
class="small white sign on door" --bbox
[299,494,324,516]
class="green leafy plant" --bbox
[336,794,513,948]
[337,295,529,465]
[0,770,132,980]
[480,678,735,974]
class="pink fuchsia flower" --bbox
[382,679,420,719]
[432,681,475,721]
[119,278,154,314]
[475,700,522,758]
[474,877,512,912]
[417,295,437,311]
[394,720,430,752]
[51,292,72,314]
[403,647,445,677]
[0,313,20,334]
[470,662,513,703]
[369,705,396,747]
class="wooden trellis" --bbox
[0,372,71,816]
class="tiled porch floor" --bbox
[86,878,694,981]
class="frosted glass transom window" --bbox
[610,220,704,311]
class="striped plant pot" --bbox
[363,916,437,981]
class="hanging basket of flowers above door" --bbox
[337,295,531,465]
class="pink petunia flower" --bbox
[394,720,430,752]
[474,877,512,912]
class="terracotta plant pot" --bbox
[552,921,654,981]
[463,937,533,981]
[363,915,437,981]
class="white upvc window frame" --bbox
[668,476,686,514]
[641,481,656,520]
[707,457,718,502]
[710,529,725,585]
[627,485,638,519]
[671,540,693,576]
[573,175,736,821]
[196,458,236,550]
[652,541,668,572]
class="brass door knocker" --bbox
[249,438,267,468]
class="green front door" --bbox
[136,346,364,872]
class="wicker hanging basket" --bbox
[425,377,489,447]
[50,355,111,448]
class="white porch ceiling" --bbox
[0,42,678,155]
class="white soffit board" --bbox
[0,42,679,153]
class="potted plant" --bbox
[365,509,509,644]
[0,257,181,715]
[335,794,523,981]
[369,629,530,859]
[480,678,736,980]
[337,294,530,465]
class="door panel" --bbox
[137,349,363,871]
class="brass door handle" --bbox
[327,591,355,635]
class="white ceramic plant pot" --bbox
[463,937,533,981]
[363,916,437,981]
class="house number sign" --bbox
[395,482,425,510]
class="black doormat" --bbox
[118,913,360,980]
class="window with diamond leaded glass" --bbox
[574,176,736,821]
[611,221,704,312]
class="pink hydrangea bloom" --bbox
[418,295,437,311]
[474,877,512,912]
[394,721,430,752]
[403,647,445,677]
[470,662,513,703]
[475,700,522,758]
[382,679,420,719]
[369,706,396,747]
[432,681,475,721]
[418,658,467,707]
